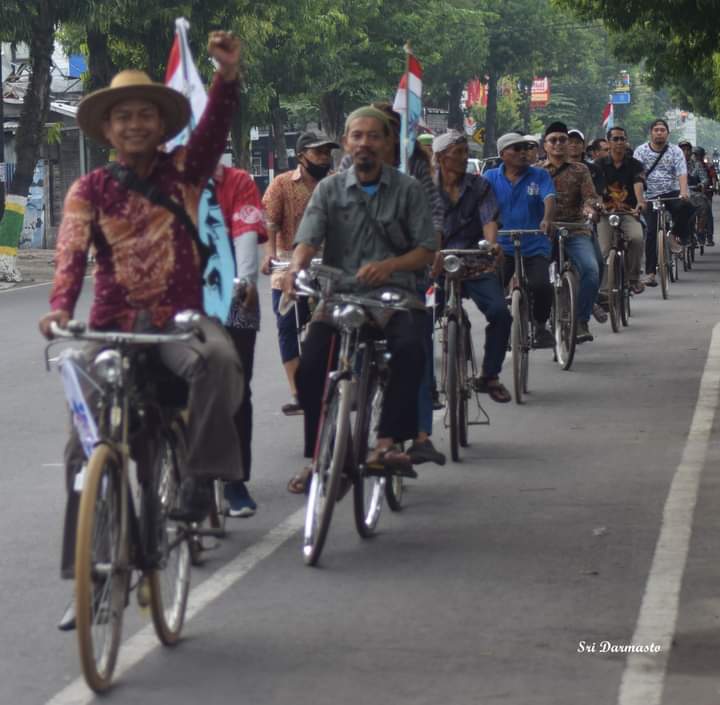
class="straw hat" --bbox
[76,70,191,146]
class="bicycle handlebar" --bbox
[49,321,198,346]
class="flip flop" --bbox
[287,466,312,494]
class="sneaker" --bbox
[532,324,555,349]
[408,438,446,466]
[224,481,257,518]
[642,273,658,287]
[576,321,594,344]
[282,398,303,416]
[592,303,608,324]
[57,598,76,632]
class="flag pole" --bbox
[402,41,411,174]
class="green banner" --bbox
[0,195,27,255]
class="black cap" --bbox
[296,130,340,154]
[544,121,568,139]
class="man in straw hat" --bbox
[39,31,245,629]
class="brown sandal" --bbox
[366,446,417,478]
[475,377,512,403]
[287,466,312,494]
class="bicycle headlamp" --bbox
[558,228,569,238]
[94,349,122,385]
[443,254,462,273]
[608,214,621,227]
[333,304,366,330]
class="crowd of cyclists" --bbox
[34,32,719,685]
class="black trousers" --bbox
[296,310,426,459]
[502,255,553,324]
[226,328,256,482]
[645,191,695,274]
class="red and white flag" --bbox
[165,17,208,150]
[601,102,614,130]
[393,49,423,174]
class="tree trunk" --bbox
[0,0,55,282]
[85,27,116,170]
[318,91,344,143]
[447,80,464,131]
[230,84,251,171]
[483,71,499,157]
[270,91,288,172]
[519,81,532,135]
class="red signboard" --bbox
[530,77,550,108]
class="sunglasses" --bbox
[510,143,534,152]
[609,136,627,142]
[546,136,568,145]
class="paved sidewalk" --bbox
[11,248,56,286]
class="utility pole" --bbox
[0,43,5,219]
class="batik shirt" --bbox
[50,76,238,331]
[541,160,599,223]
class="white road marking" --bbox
[0,275,91,295]
[42,463,64,468]
[44,507,305,705]
[617,322,720,705]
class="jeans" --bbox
[563,235,600,323]
[271,288,310,363]
[296,310,426,458]
[417,297,435,436]
[461,273,512,379]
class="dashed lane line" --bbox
[44,507,305,705]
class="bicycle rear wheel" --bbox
[553,271,578,371]
[148,422,191,645]
[303,379,351,565]
[510,290,525,404]
[75,444,126,693]
[446,318,460,461]
[353,369,385,538]
[607,250,621,333]
[657,229,669,300]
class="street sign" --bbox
[611,92,631,105]
[472,128,485,145]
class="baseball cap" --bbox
[296,130,340,153]
[568,129,585,142]
[417,133,434,146]
[523,134,540,146]
[497,132,529,154]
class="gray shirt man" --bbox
[294,163,437,295]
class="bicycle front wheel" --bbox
[657,229,669,300]
[446,318,460,461]
[303,379,351,565]
[607,250,621,333]
[458,318,471,447]
[553,271,578,370]
[148,422,191,645]
[510,289,525,404]
[75,443,127,693]
[353,370,385,538]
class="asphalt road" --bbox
[2,222,720,705]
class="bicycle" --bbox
[436,244,492,461]
[647,198,675,300]
[602,212,633,332]
[550,222,590,371]
[287,266,416,566]
[46,313,211,692]
[498,229,546,404]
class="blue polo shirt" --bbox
[484,164,555,257]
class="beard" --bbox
[353,150,377,173]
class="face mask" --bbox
[303,159,331,181]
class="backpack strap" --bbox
[644,143,669,179]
